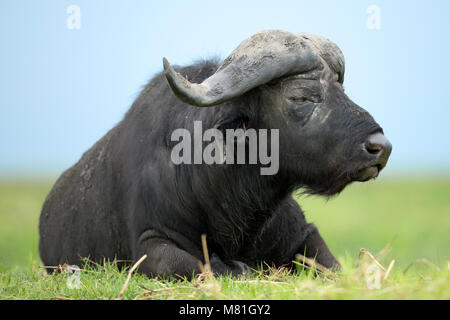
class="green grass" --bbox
[1,256,448,300]
[0,177,449,299]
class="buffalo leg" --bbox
[136,237,202,278]
[298,225,340,270]
[210,253,250,276]
[253,198,340,270]
[136,236,249,278]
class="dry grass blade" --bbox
[40,264,71,273]
[295,254,331,274]
[54,295,73,300]
[145,286,199,293]
[193,235,229,299]
[40,265,60,270]
[115,254,147,300]
[115,259,134,263]
[201,234,212,275]
[135,292,172,299]
[292,260,335,283]
[40,264,94,274]
[403,258,440,274]
[2,280,34,291]
[376,235,397,261]
[233,280,289,285]
[138,285,200,299]
[195,233,215,284]
[292,260,313,271]
[358,248,386,271]
[383,259,395,281]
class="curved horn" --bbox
[163,30,344,107]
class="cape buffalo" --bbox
[39,30,392,277]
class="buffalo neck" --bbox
[188,164,294,259]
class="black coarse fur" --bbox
[39,58,383,277]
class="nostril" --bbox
[365,132,391,155]
[365,142,383,155]
[363,132,392,170]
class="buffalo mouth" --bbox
[355,164,382,182]
[301,163,386,196]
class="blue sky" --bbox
[0,0,449,177]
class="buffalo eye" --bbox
[286,98,316,125]
[288,97,308,103]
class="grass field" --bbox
[0,177,449,299]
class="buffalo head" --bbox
[163,30,392,196]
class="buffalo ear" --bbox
[216,116,250,133]
[215,116,252,151]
